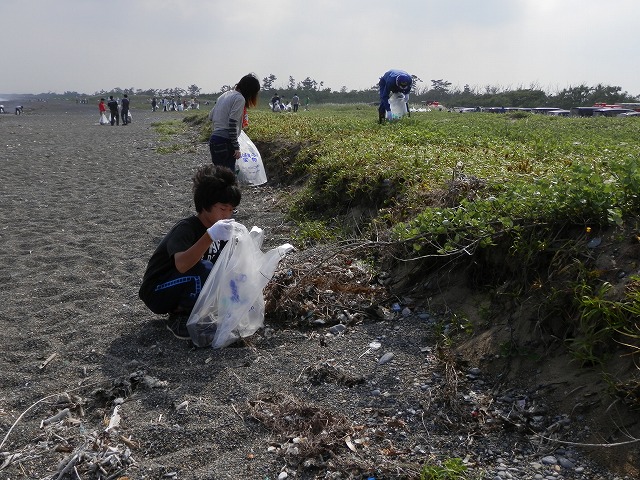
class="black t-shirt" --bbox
[121,98,130,109]
[107,99,119,111]
[138,215,226,300]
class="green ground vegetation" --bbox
[242,107,640,242]
[187,105,639,403]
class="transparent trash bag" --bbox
[236,131,268,186]
[187,222,294,348]
[99,113,109,125]
[389,92,407,120]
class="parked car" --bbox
[593,108,634,117]
[570,106,601,117]
[546,109,571,116]
[531,107,562,114]
[618,111,640,117]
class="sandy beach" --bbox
[0,100,637,479]
[0,100,303,478]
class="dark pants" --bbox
[141,260,213,315]
[110,109,119,126]
[209,136,237,171]
[121,108,129,125]
[378,104,386,124]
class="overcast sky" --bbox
[1,0,638,97]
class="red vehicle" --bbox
[593,102,621,108]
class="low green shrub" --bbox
[420,457,469,480]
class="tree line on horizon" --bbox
[257,74,640,109]
[44,74,639,110]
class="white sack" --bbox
[237,131,268,186]
[187,222,294,349]
[389,92,407,119]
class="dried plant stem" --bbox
[534,433,640,448]
[0,382,103,450]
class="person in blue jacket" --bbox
[378,69,412,123]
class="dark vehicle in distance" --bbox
[570,106,601,117]
[593,108,634,117]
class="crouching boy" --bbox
[139,165,241,340]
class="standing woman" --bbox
[208,73,261,171]
[98,98,108,124]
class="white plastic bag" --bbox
[99,113,109,125]
[236,131,268,185]
[389,92,407,120]
[187,222,294,348]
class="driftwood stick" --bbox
[119,436,138,449]
[0,452,21,470]
[39,353,58,370]
[105,468,128,480]
[53,451,81,480]
[0,381,104,450]
[0,393,60,450]
[41,408,70,427]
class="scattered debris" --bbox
[39,352,58,370]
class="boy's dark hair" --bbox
[192,165,241,213]
[236,73,261,108]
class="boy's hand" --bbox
[207,219,235,242]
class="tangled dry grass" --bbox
[265,246,392,328]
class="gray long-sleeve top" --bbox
[208,90,245,150]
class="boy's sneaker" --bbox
[166,314,190,340]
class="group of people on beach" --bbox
[269,92,305,112]
[98,95,130,126]
[151,97,199,112]
[0,105,23,114]
[265,69,412,121]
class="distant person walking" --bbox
[208,73,261,171]
[151,97,157,112]
[291,93,300,112]
[107,96,119,126]
[121,94,130,125]
[378,69,412,123]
